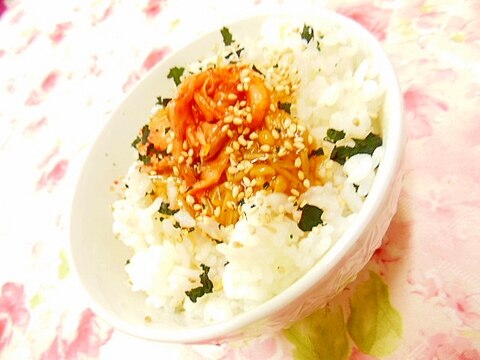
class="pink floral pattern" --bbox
[220,335,293,359]
[408,271,480,329]
[0,1,6,18]
[1,0,479,358]
[336,2,392,41]
[403,87,448,139]
[0,283,29,354]
[416,333,480,360]
[40,310,113,360]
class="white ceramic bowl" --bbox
[69,9,404,344]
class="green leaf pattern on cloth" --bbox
[347,271,403,357]
[29,293,42,309]
[285,304,350,360]
[285,272,403,359]
[58,250,70,280]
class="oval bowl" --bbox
[69,9,405,344]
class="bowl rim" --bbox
[68,7,405,344]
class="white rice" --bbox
[112,17,385,324]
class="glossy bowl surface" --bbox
[69,9,405,344]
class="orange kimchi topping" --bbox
[134,64,325,226]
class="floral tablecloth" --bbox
[1,0,479,359]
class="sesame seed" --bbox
[284,118,292,128]
[270,103,276,112]
[243,177,251,186]
[186,195,195,205]
[245,106,251,112]
[243,127,250,135]
[272,129,280,139]
[237,163,245,171]
[308,134,313,145]
[291,189,300,196]
[298,170,305,180]
[193,204,202,211]
[188,149,194,157]
[238,135,247,146]
[245,187,253,197]
[243,76,251,83]
[288,195,296,202]
[232,141,240,151]
[182,141,188,150]
[303,179,311,188]
[243,83,249,91]
[260,144,271,152]
[294,135,304,143]
[224,115,233,123]
[225,146,234,154]
[221,124,229,133]
[249,132,258,140]
[186,157,193,165]
[294,158,302,168]
[233,117,243,126]
[294,142,305,150]
[289,124,297,133]
[297,125,306,132]
[224,182,233,190]
[284,140,293,150]
[178,155,185,164]
[278,147,287,157]
[227,129,234,138]
[237,192,245,201]
[227,201,236,210]
[228,93,237,101]
[214,206,221,217]
[232,186,239,198]
[228,166,238,174]
[275,84,284,92]
[240,100,247,107]
[250,179,257,186]
[166,143,173,154]
[199,148,207,158]
[173,166,179,176]
[237,83,244,92]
